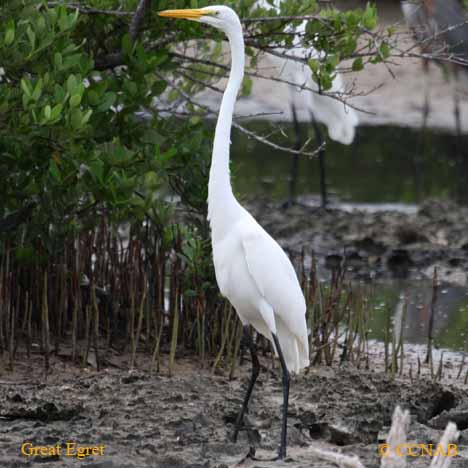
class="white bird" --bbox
[255,0,359,206]
[159,5,309,459]
[255,0,358,144]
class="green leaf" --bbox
[70,108,83,129]
[362,6,377,30]
[50,103,63,120]
[88,90,100,105]
[32,79,43,101]
[75,83,85,97]
[21,79,32,97]
[152,80,167,96]
[241,76,253,96]
[44,105,51,120]
[379,42,390,59]
[319,73,333,91]
[71,7,80,26]
[63,53,82,70]
[168,89,178,102]
[54,52,63,69]
[69,94,81,108]
[26,26,35,48]
[81,109,93,125]
[98,92,116,112]
[122,34,133,56]
[124,80,138,96]
[308,58,320,73]
[22,94,30,109]
[49,159,61,181]
[48,8,58,25]
[4,21,15,46]
[142,129,165,145]
[36,15,46,32]
[352,57,364,72]
[89,159,104,183]
[327,54,340,69]
[67,74,78,94]
[54,84,66,102]
[189,116,201,126]
[58,9,70,31]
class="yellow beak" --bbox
[158,8,213,20]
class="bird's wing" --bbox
[239,218,307,344]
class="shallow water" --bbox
[231,123,468,204]
[364,279,468,352]
[231,123,468,353]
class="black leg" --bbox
[422,60,430,132]
[414,60,429,202]
[272,333,290,460]
[232,325,260,443]
[310,111,327,209]
[289,104,301,207]
[453,69,464,202]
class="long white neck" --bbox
[207,23,245,241]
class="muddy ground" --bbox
[247,198,468,285]
[2,199,468,467]
[0,355,467,468]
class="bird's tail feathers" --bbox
[274,317,309,374]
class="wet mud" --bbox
[0,357,467,468]
[248,199,468,284]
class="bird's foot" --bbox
[231,415,260,445]
[231,414,249,443]
[244,448,290,462]
[281,198,329,213]
[231,427,240,444]
[234,446,257,465]
[231,414,245,443]
[280,199,296,210]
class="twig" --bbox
[46,2,131,15]
[129,0,152,42]
[425,267,438,365]
[169,52,372,114]
[241,14,324,24]
[155,71,323,158]
[153,107,284,120]
[94,0,151,69]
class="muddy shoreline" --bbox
[246,198,468,285]
[0,355,467,468]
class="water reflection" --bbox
[231,123,468,204]
[230,122,468,352]
[366,280,468,352]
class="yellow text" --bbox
[379,443,458,457]
[21,442,105,460]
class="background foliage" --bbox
[0,0,381,250]
[0,0,385,367]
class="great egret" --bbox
[255,0,358,144]
[159,5,309,459]
[254,0,359,207]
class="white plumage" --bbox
[159,5,309,373]
[200,6,309,375]
[212,208,309,373]
[159,5,309,458]
[255,0,358,145]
